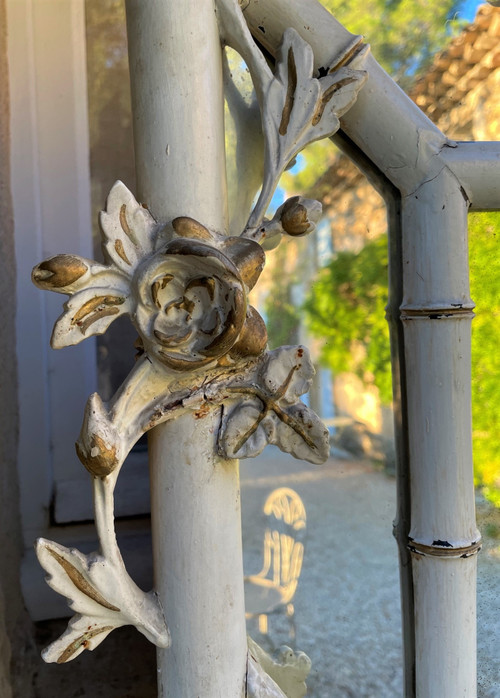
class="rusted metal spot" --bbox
[194,403,211,419]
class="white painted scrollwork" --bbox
[247,637,311,698]
[31,0,367,673]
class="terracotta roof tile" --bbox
[409,4,500,118]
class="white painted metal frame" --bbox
[126,4,248,694]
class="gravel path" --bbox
[32,447,500,696]
[241,447,500,698]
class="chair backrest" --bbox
[260,488,306,604]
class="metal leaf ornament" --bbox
[220,346,329,464]
[36,537,169,663]
[250,28,368,231]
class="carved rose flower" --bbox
[133,219,267,369]
[32,181,267,371]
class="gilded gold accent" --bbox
[32,255,88,289]
[185,276,216,302]
[72,296,125,335]
[180,296,196,315]
[119,204,139,245]
[47,548,121,612]
[78,307,121,335]
[162,239,241,277]
[172,216,214,241]
[76,435,118,478]
[279,46,297,136]
[156,349,209,371]
[73,295,125,324]
[161,293,198,318]
[57,626,114,664]
[201,287,245,356]
[328,37,365,72]
[230,307,267,359]
[114,239,132,266]
[312,77,358,126]
[280,197,310,236]
[151,275,174,308]
[223,238,265,291]
[154,327,193,346]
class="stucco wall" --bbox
[0,1,36,695]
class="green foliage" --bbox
[264,245,302,349]
[282,143,338,194]
[469,212,500,507]
[304,235,392,404]
[319,0,465,87]
[282,0,472,196]
[265,286,301,349]
[304,212,500,506]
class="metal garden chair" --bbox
[245,487,307,641]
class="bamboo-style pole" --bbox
[331,131,415,695]
[401,169,479,698]
[125,2,247,695]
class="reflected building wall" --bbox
[86,0,137,401]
